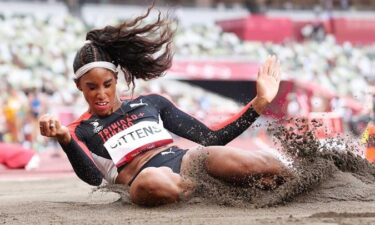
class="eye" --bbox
[87,84,96,90]
[104,82,112,88]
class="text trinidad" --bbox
[98,113,144,142]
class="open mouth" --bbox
[94,101,110,111]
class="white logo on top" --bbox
[91,120,103,133]
[161,148,175,156]
[130,99,148,108]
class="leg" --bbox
[129,167,192,206]
[181,146,290,186]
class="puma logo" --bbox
[130,99,148,108]
[161,148,175,156]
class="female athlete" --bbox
[39,6,290,206]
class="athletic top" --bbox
[60,94,259,186]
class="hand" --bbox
[256,55,281,104]
[39,114,71,145]
[252,55,281,114]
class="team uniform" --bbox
[60,94,259,186]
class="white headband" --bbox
[74,61,117,79]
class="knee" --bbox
[229,151,284,175]
[249,151,286,175]
[129,167,181,206]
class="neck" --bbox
[112,95,122,112]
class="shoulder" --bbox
[141,93,173,102]
[120,93,172,102]
[67,111,92,134]
[120,94,175,110]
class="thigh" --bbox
[181,145,285,180]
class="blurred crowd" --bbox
[175,23,374,128]
[0,12,374,150]
[175,24,374,102]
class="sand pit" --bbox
[1,174,375,225]
[1,119,375,225]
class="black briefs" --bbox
[128,146,187,186]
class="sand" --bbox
[1,119,375,225]
[1,175,375,225]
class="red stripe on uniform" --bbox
[210,101,253,131]
[115,139,174,167]
[68,112,95,161]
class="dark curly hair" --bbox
[73,3,175,90]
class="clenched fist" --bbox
[39,114,71,145]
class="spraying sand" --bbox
[1,118,375,224]
[101,118,375,208]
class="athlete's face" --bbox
[76,68,121,117]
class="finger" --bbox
[50,127,57,137]
[39,114,51,126]
[270,56,280,78]
[259,56,270,79]
[267,55,276,76]
[273,59,280,78]
[275,59,282,80]
[265,55,272,76]
[39,120,49,136]
[257,63,263,79]
[48,120,56,129]
[39,114,53,136]
[50,120,59,136]
[40,125,46,136]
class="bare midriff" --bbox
[115,144,174,185]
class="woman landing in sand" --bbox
[39,5,290,206]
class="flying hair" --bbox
[73,1,175,92]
